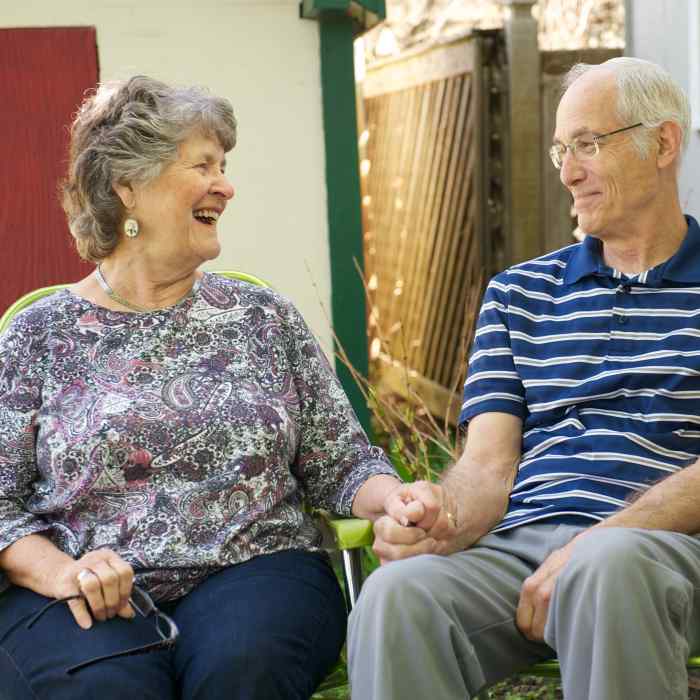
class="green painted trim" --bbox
[328,518,373,549]
[300,0,385,32]
[306,0,349,11]
[318,13,371,433]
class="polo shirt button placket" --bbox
[613,282,632,327]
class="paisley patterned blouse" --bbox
[0,273,395,601]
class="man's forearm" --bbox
[437,412,522,550]
[441,453,517,550]
[591,459,700,535]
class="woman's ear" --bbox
[656,120,682,170]
[113,181,136,209]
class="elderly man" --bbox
[348,57,700,700]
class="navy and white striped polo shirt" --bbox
[460,215,700,532]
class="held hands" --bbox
[52,549,136,629]
[372,481,460,565]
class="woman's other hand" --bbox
[53,549,136,629]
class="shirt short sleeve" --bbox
[459,275,527,427]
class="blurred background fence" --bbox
[357,1,621,426]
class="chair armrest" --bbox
[323,518,373,611]
[327,518,373,550]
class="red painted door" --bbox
[0,27,99,313]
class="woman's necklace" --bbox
[95,265,200,313]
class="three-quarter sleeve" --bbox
[0,309,53,590]
[277,298,396,516]
[459,275,527,426]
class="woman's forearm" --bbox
[351,474,402,521]
[0,533,74,598]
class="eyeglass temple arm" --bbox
[66,638,176,675]
[26,594,82,629]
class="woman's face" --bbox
[127,131,235,268]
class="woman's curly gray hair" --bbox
[62,76,237,262]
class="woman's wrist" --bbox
[0,534,74,598]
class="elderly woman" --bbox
[0,76,402,700]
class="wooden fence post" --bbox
[501,0,542,264]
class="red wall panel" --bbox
[0,27,98,313]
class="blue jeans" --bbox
[0,549,346,700]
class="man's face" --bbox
[554,71,658,240]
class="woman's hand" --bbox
[52,548,136,629]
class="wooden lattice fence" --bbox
[359,35,499,424]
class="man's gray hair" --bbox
[62,75,237,262]
[564,57,690,159]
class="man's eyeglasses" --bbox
[26,584,179,674]
[549,122,644,169]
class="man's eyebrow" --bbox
[552,126,595,144]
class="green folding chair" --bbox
[0,270,374,699]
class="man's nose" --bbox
[559,150,585,189]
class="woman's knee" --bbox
[174,552,347,698]
[0,648,173,700]
[182,630,338,700]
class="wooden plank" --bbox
[386,82,433,356]
[404,77,459,372]
[364,36,476,98]
[429,92,475,386]
[418,75,469,380]
[369,90,403,332]
[401,80,451,373]
[384,86,424,362]
[431,110,476,387]
[438,192,478,387]
[504,1,542,264]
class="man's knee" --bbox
[557,527,681,604]
[353,555,443,615]
[349,554,469,652]
[565,528,651,578]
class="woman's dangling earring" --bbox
[124,218,140,238]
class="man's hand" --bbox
[372,481,460,564]
[372,515,437,564]
[516,538,579,641]
[385,481,459,536]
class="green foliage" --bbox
[487,676,562,699]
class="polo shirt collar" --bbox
[564,215,700,286]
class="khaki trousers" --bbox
[348,524,700,700]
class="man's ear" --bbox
[113,181,136,209]
[656,120,682,170]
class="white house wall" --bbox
[1,0,335,356]
[626,0,700,216]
